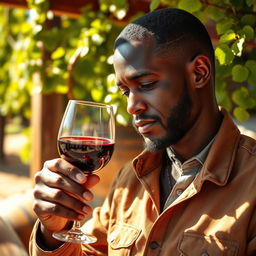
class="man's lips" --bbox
[134,119,157,134]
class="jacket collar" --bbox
[132,149,164,178]
[132,108,241,186]
[198,108,241,186]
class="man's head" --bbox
[115,8,215,64]
[113,8,217,152]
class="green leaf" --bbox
[178,0,202,13]
[233,107,250,122]
[232,87,256,108]
[232,65,249,82]
[230,0,244,8]
[113,0,126,8]
[242,25,255,40]
[245,60,256,73]
[216,20,233,35]
[55,84,68,94]
[246,0,256,6]
[215,44,234,65]
[42,75,66,93]
[215,81,232,111]
[150,0,161,11]
[20,127,31,164]
[205,6,225,22]
[231,37,245,56]
[51,47,65,59]
[91,87,104,101]
[73,57,95,85]
[245,60,256,85]
[215,63,232,78]
[241,15,256,26]
[219,31,236,43]
[21,22,31,34]
[217,94,232,111]
[37,29,60,51]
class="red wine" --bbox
[58,136,115,173]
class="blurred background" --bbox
[0,0,255,253]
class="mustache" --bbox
[132,114,166,129]
[133,114,161,122]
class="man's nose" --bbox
[127,92,147,115]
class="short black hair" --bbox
[115,8,214,62]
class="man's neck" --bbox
[171,108,223,162]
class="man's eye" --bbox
[122,91,129,96]
[120,87,129,97]
[139,81,158,90]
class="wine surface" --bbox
[58,136,115,173]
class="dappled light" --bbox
[0,1,255,255]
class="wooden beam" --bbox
[30,76,64,177]
[0,115,6,160]
[0,0,98,18]
[0,0,27,9]
[50,0,99,18]
[29,17,64,177]
[0,0,151,20]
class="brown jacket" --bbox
[30,109,256,256]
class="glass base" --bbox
[52,229,97,244]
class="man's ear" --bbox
[187,55,211,88]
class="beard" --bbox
[133,88,192,152]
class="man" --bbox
[30,8,256,255]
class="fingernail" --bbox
[76,173,85,182]
[83,206,90,214]
[83,192,92,201]
[78,214,85,220]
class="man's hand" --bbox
[33,158,100,248]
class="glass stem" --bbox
[73,221,81,231]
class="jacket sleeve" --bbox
[247,207,256,256]
[29,202,113,256]
[29,166,125,256]
[29,220,84,256]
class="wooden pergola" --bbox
[0,0,150,181]
[0,0,152,19]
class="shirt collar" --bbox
[166,136,215,174]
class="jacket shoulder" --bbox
[239,134,256,156]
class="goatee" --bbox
[133,88,192,152]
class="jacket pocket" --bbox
[178,232,238,256]
[108,223,141,255]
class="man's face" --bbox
[113,38,194,152]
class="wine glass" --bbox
[52,100,115,244]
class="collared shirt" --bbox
[160,138,215,210]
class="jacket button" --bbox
[201,253,209,256]
[149,241,160,249]
[176,189,183,196]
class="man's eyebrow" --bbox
[116,71,153,86]
[129,71,153,80]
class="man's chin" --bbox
[143,137,168,152]
[143,132,183,152]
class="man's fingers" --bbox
[33,199,86,221]
[43,158,87,184]
[34,169,97,205]
[83,174,100,189]
[33,185,92,216]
